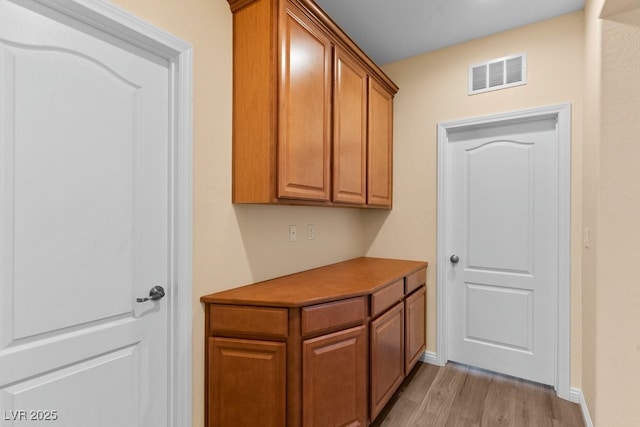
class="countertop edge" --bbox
[200,257,428,307]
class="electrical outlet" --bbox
[289,225,297,242]
[307,224,315,240]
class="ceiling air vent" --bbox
[469,53,527,95]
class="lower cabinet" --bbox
[370,302,405,420]
[209,337,286,427]
[302,326,367,426]
[201,259,428,427]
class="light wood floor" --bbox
[372,362,584,427]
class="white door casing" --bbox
[0,0,192,426]
[436,104,571,399]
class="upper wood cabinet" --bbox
[368,79,394,207]
[228,0,398,208]
[278,3,332,201]
[333,47,368,205]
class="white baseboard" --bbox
[570,387,593,427]
[420,351,444,366]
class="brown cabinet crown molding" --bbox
[226,0,398,94]
[227,0,257,12]
[297,0,398,94]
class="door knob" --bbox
[136,285,165,303]
[450,254,459,264]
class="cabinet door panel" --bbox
[278,3,332,201]
[303,325,367,427]
[209,337,286,427]
[333,48,367,204]
[405,286,426,373]
[367,79,393,207]
[231,0,276,203]
[370,302,404,420]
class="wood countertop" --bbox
[200,257,427,307]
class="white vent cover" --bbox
[469,53,527,95]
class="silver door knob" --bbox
[450,254,459,264]
[136,285,165,303]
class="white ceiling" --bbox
[314,0,585,65]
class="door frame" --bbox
[20,0,194,424]
[435,104,571,400]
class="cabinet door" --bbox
[370,302,404,421]
[367,78,394,207]
[278,2,332,201]
[209,337,286,427]
[405,286,426,373]
[333,47,367,204]
[303,325,367,427]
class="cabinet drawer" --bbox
[371,279,404,318]
[209,305,288,339]
[302,297,366,337]
[405,267,427,294]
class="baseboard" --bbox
[420,351,443,366]
[570,387,593,427]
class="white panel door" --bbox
[447,117,557,385]
[0,1,170,425]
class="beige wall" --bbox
[582,0,603,419]
[96,0,640,424]
[583,0,640,425]
[598,10,640,423]
[107,0,369,425]
[368,11,585,387]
